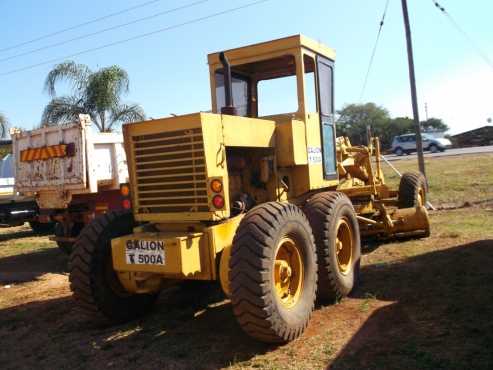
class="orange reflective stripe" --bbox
[40,147,49,160]
[36,148,43,160]
[27,149,36,161]
[46,146,54,158]
[20,143,74,162]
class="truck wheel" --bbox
[29,221,54,234]
[69,211,157,323]
[304,192,361,303]
[229,202,317,343]
[398,172,427,208]
[394,147,404,156]
[429,144,439,153]
[54,222,83,254]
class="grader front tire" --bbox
[229,202,317,343]
[304,192,361,303]
[69,211,158,323]
[398,172,427,208]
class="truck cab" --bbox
[208,35,339,194]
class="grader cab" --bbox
[69,35,430,343]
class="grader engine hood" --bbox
[123,112,275,223]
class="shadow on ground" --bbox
[0,228,39,242]
[0,283,271,370]
[0,247,67,284]
[330,240,493,370]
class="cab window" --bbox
[304,54,317,113]
[215,72,250,117]
[214,54,298,118]
[257,75,297,117]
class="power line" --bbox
[0,0,211,63]
[0,0,271,77]
[0,0,165,54]
[430,0,493,70]
[359,0,390,101]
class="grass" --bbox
[0,241,54,257]
[0,224,56,259]
[381,153,493,207]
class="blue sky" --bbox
[0,0,492,134]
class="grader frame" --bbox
[69,35,430,343]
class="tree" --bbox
[381,117,414,148]
[336,103,392,146]
[420,118,449,133]
[336,103,391,145]
[42,61,145,132]
[0,112,9,138]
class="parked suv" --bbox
[391,133,452,156]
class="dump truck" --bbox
[0,152,45,230]
[69,35,430,343]
[12,115,130,252]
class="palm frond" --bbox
[108,103,145,132]
[99,65,129,97]
[42,62,143,133]
[44,61,92,97]
[85,66,130,113]
[41,96,88,127]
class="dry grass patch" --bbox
[382,153,493,208]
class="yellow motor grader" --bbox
[69,35,429,343]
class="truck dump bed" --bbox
[12,115,128,209]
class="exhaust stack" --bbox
[219,52,237,116]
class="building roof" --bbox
[452,126,493,137]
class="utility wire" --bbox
[430,0,493,70]
[0,0,271,77]
[359,0,390,101]
[0,0,165,54]
[0,0,211,63]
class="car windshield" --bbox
[422,134,433,140]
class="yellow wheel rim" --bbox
[336,218,353,275]
[418,187,425,206]
[274,236,304,309]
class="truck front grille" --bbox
[132,128,209,213]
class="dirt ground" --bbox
[1,205,492,370]
[1,154,492,369]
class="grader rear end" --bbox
[69,35,430,343]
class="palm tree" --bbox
[0,112,8,138]
[42,61,145,132]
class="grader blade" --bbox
[389,205,430,238]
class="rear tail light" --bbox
[212,195,225,209]
[210,179,223,193]
[120,183,131,210]
[122,199,132,209]
[120,184,130,197]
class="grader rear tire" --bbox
[229,202,317,343]
[398,172,427,208]
[69,211,157,323]
[304,192,361,303]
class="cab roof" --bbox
[207,34,336,66]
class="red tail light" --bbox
[212,195,225,209]
[122,199,132,209]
